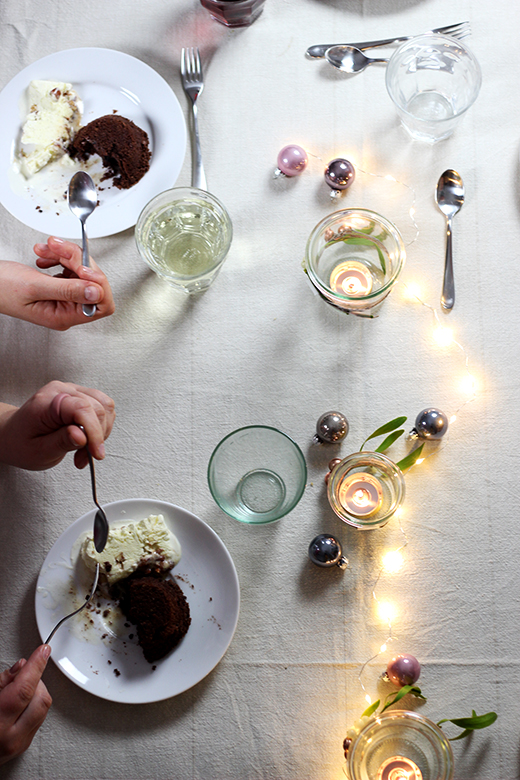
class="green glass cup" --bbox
[208,426,307,524]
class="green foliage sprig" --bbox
[360,416,424,471]
[438,710,498,741]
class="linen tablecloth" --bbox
[0,0,518,777]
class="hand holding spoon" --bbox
[68,171,98,317]
[325,45,389,74]
[435,169,465,310]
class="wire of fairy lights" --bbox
[355,277,478,705]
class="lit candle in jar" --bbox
[338,472,383,517]
[330,261,373,296]
[377,756,423,780]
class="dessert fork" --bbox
[181,47,207,191]
[45,563,100,644]
[306,21,470,58]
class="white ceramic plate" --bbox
[0,48,186,238]
[35,499,240,703]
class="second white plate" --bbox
[35,499,240,703]
[0,48,187,238]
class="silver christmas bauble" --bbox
[308,534,349,569]
[413,408,449,440]
[314,411,349,444]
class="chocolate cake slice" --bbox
[117,572,191,663]
[69,114,151,189]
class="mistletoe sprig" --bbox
[359,685,497,742]
[360,416,424,471]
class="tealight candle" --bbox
[338,472,383,516]
[377,756,423,780]
[329,260,373,296]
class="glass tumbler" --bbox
[385,34,482,143]
[304,209,405,316]
[327,452,405,529]
[346,711,454,780]
[208,426,307,524]
[199,0,266,27]
[135,187,233,294]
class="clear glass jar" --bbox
[199,0,266,28]
[346,711,454,780]
[304,208,405,317]
[327,452,405,529]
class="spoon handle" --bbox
[81,221,96,318]
[441,217,455,310]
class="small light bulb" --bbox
[365,694,372,705]
[404,283,421,300]
[380,643,387,653]
[449,415,457,424]
[377,601,397,623]
[382,550,404,573]
[385,174,396,181]
[415,457,425,465]
[434,327,453,347]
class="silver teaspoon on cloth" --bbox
[68,172,98,317]
[435,169,465,310]
[325,45,389,74]
[86,448,109,553]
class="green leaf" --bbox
[395,443,425,472]
[447,712,498,730]
[360,417,407,451]
[341,236,386,273]
[361,700,380,718]
[438,711,498,741]
[380,685,426,713]
[375,430,405,453]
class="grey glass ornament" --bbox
[308,534,349,569]
[314,411,349,444]
[411,408,449,440]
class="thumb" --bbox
[37,275,103,305]
[35,425,85,467]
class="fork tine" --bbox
[194,48,202,80]
[181,47,186,76]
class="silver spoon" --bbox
[435,169,465,310]
[45,563,100,644]
[85,448,109,554]
[68,171,98,318]
[325,45,389,74]
[77,425,109,552]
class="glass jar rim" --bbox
[304,208,405,302]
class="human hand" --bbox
[0,380,116,470]
[0,645,52,765]
[0,236,114,330]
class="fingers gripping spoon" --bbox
[68,171,98,317]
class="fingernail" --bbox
[85,286,101,302]
[81,266,95,276]
[42,645,52,660]
[9,659,23,674]
[34,243,47,251]
[51,236,64,244]
[97,443,106,459]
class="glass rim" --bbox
[385,33,483,120]
[327,450,405,529]
[305,208,405,302]
[136,185,232,231]
[348,709,454,779]
[207,425,308,523]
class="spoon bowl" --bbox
[325,45,389,74]
[435,169,465,310]
[68,171,98,317]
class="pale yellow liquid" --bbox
[141,197,230,279]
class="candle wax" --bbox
[338,472,383,517]
[377,756,423,780]
[329,260,373,296]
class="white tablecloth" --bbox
[0,0,518,777]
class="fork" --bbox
[45,563,100,644]
[306,21,470,59]
[181,47,207,191]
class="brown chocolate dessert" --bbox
[117,571,191,663]
[69,115,151,189]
